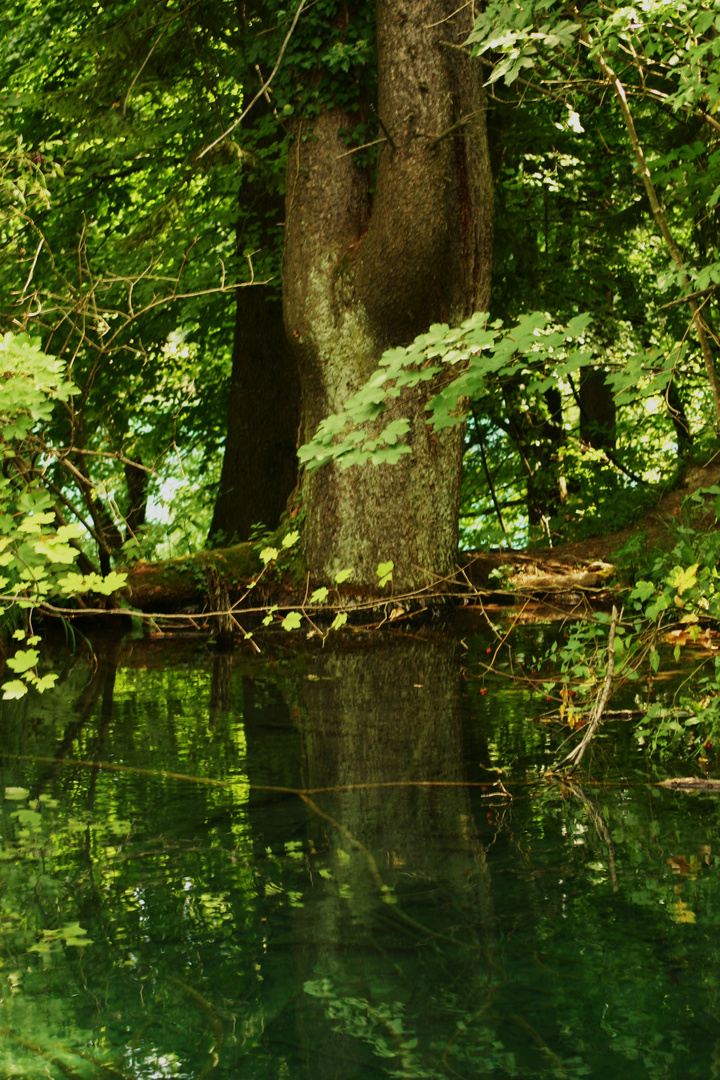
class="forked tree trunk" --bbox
[283,1,493,592]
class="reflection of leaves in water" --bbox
[0,787,130,959]
[0,783,133,1077]
[669,898,696,924]
[305,977,432,1077]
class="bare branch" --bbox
[557,605,620,771]
[198,0,308,160]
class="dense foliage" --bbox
[1,0,720,724]
[0,0,718,557]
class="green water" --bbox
[0,629,718,1079]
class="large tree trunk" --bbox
[283,1,493,592]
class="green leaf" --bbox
[6,648,39,673]
[630,580,655,604]
[281,611,302,631]
[377,560,394,587]
[330,612,348,631]
[262,604,278,626]
[309,586,329,604]
[334,568,352,584]
[90,571,127,596]
[57,572,87,593]
[282,530,300,549]
[33,539,77,564]
[56,523,84,541]
[17,512,55,532]
[33,673,58,693]
[667,563,698,596]
[4,787,29,800]
[2,680,28,700]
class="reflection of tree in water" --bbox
[286,634,500,1079]
[209,651,233,718]
[0,635,514,1079]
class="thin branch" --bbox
[336,137,387,159]
[576,19,720,431]
[123,13,176,116]
[20,238,44,300]
[471,411,506,534]
[557,605,620,771]
[198,0,307,160]
[658,285,718,311]
[425,1,474,29]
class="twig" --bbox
[336,136,387,159]
[567,779,619,891]
[575,16,720,431]
[198,0,307,159]
[557,604,620,770]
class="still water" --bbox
[0,628,718,1079]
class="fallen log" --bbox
[658,777,720,792]
[123,543,263,611]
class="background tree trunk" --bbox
[209,93,301,546]
[579,368,617,452]
[283,0,493,591]
[209,283,300,545]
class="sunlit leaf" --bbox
[667,563,698,596]
[1,680,27,700]
[6,648,39,673]
[377,560,394,587]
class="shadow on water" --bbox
[1,628,720,1078]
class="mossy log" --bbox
[124,542,263,612]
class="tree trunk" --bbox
[124,457,148,540]
[209,284,300,545]
[209,102,301,546]
[667,379,693,455]
[579,367,617,452]
[283,1,493,592]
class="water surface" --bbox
[0,629,718,1079]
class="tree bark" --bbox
[124,456,148,540]
[283,1,493,591]
[210,84,301,547]
[209,283,300,545]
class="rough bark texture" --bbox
[210,284,300,544]
[283,1,493,591]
